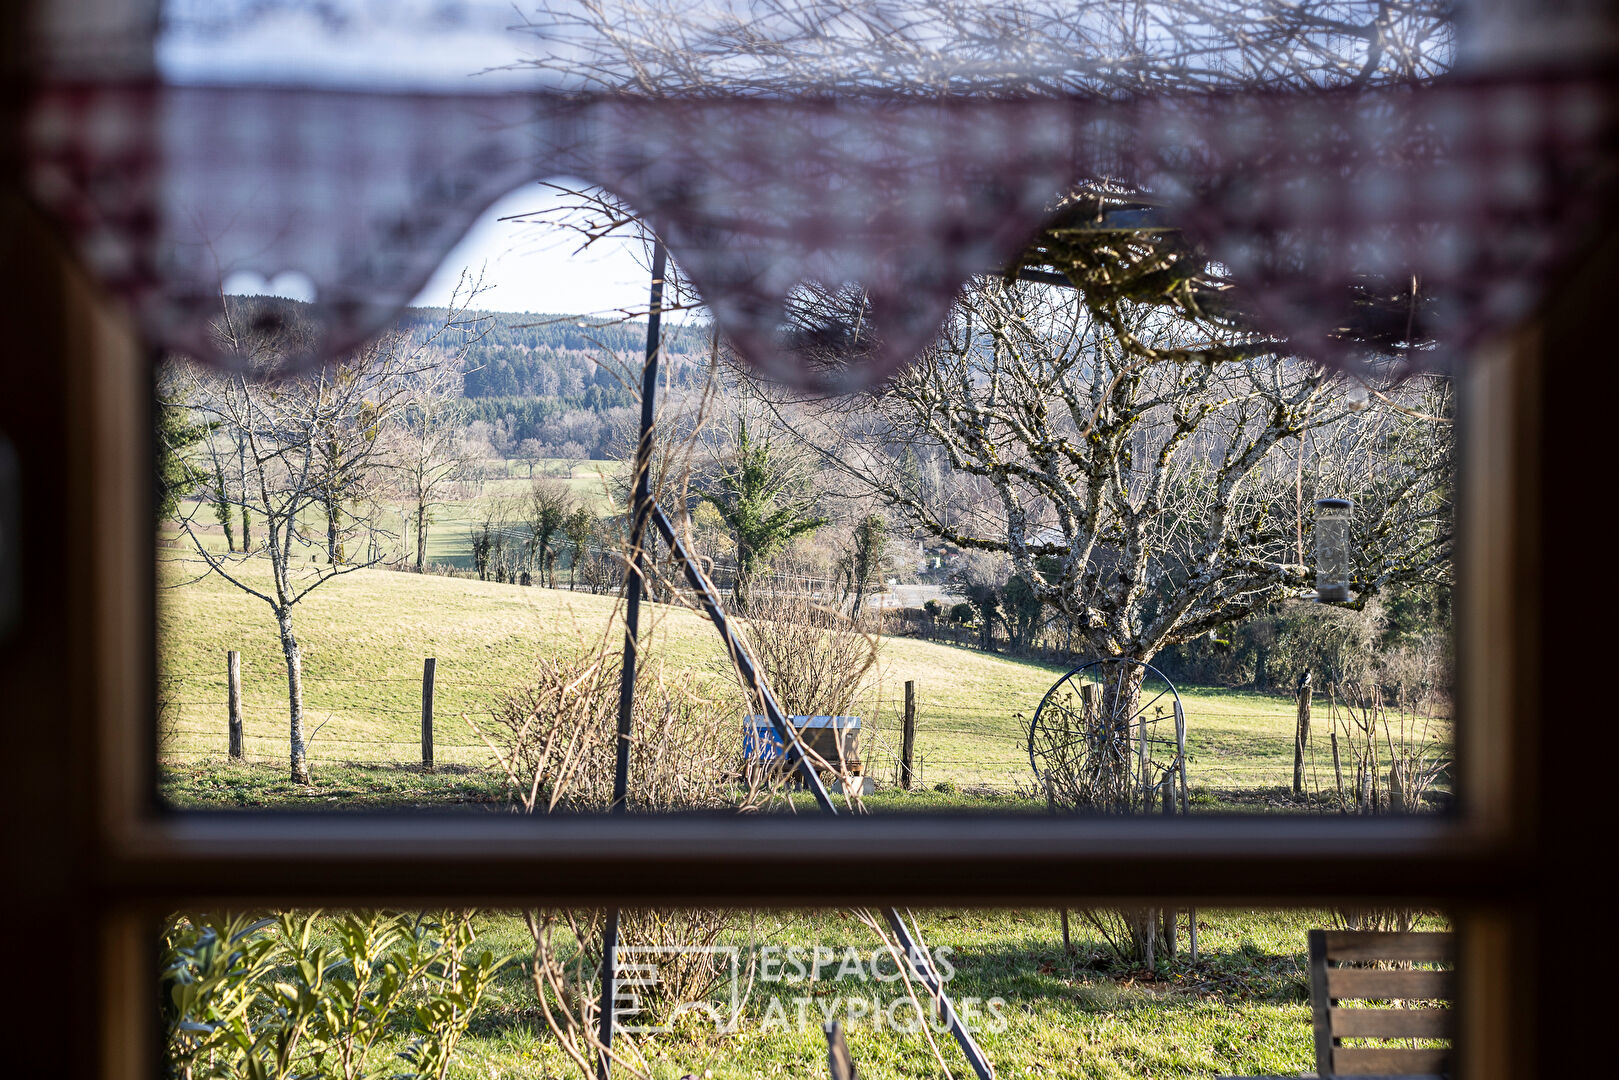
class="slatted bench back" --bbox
[1309,929,1453,1077]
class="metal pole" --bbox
[597,240,667,1080]
[650,505,996,1080]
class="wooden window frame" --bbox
[2,137,1610,1078]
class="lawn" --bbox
[173,904,1450,1080]
[156,551,1357,800]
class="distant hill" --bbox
[208,297,711,458]
[396,306,711,400]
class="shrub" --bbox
[478,650,739,814]
[732,589,882,718]
[162,911,506,1080]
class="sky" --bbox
[408,186,656,316]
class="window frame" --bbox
[3,133,1608,1080]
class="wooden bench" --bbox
[1225,929,1453,1079]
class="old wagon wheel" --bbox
[1028,657,1188,814]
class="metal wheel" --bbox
[1028,657,1188,814]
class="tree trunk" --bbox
[1099,661,1148,813]
[415,496,428,573]
[326,498,342,565]
[733,547,753,610]
[277,607,311,784]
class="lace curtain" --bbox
[15,1,1619,390]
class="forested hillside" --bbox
[395,306,710,456]
[396,306,708,397]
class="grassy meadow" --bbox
[156,549,1337,801]
[179,457,621,571]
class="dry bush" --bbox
[731,588,883,718]
[1313,679,1450,816]
[1377,634,1452,717]
[526,907,739,1080]
[475,650,742,814]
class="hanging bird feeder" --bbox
[1313,497,1354,602]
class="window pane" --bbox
[154,267,1457,818]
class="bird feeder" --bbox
[1313,497,1354,602]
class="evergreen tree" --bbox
[154,392,211,521]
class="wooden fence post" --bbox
[900,681,916,791]
[1137,716,1149,811]
[421,657,436,770]
[227,650,243,761]
[1293,681,1313,795]
[1174,699,1189,815]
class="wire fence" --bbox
[156,662,1313,794]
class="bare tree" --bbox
[394,360,476,574]
[309,361,394,567]
[517,1,1449,97]
[791,277,1453,689]
[173,297,475,783]
[511,1,1455,360]
[516,438,547,480]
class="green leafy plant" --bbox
[162,911,509,1080]
[397,914,508,1080]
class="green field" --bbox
[157,550,1418,803]
[178,457,622,571]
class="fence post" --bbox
[1175,699,1189,815]
[901,681,916,791]
[227,650,244,761]
[1293,680,1313,795]
[421,657,436,770]
[1137,716,1148,811]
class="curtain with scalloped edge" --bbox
[16,1,1619,391]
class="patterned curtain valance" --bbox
[15,3,1619,389]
